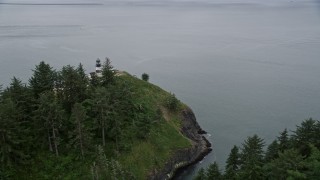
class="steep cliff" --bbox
[149,108,212,180]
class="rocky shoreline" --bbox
[148,107,212,180]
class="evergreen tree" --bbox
[278,128,290,152]
[101,57,115,86]
[263,149,306,179]
[36,92,64,156]
[165,93,179,111]
[58,65,88,113]
[4,77,34,117]
[305,145,320,179]
[132,107,152,140]
[77,63,88,81]
[287,170,307,180]
[292,118,319,156]
[224,145,240,179]
[0,78,34,172]
[69,103,92,157]
[206,162,222,180]
[313,120,320,149]
[264,140,279,162]
[194,168,206,180]
[92,87,113,147]
[2,78,34,158]
[239,134,265,180]
[29,61,56,98]
[89,72,100,87]
[0,98,28,168]
[107,80,136,150]
[76,63,89,101]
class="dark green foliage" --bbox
[101,57,116,86]
[0,78,34,167]
[0,98,28,167]
[195,134,264,179]
[240,135,265,163]
[106,82,132,150]
[264,149,306,179]
[278,128,290,152]
[90,72,100,87]
[196,119,320,180]
[92,87,113,147]
[3,77,35,120]
[194,163,223,180]
[29,61,56,98]
[27,153,91,179]
[292,118,320,156]
[194,168,206,180]
[133,111,152,140]
[305,145,320,179]
[264,140,279,162]
[238,135,265,180]
[287,170,307,180]
[90,83,136,149]
[36,92,65,156]
[165,93,179,111]
[57,65,88,113]
[91,145,134,180]
[141,73,149,81]
[206,162,222,180]
[225,145,240,179]
[69,103,93,157]
[76,63,89,101]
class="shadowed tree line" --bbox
[195,118,320,180]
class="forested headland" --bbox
[195,118,320,180]
[0,59,209,179]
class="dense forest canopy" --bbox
[195,118,320,180]
[0,59,189,179]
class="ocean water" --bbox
[1,0,320,179]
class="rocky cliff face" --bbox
[148,108,212,180]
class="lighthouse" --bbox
[95,58,102,77]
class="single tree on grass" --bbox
[141,73,149,81]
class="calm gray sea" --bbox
[1,0,320,179]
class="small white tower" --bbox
[96,58,102,77]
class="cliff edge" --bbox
[149,107,212,180]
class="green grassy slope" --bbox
[117,73,191,179]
